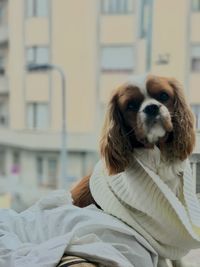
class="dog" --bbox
[72,74,195,204]
[71,74,196,267]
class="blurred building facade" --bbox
[0,0,200,206]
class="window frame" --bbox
[139,0,151,39]
[26,46,49,66]
[11,151,21,175]
[26,0,49,17]
[27,102,49,130]
[101,0,134,15]
[192,0,200,12]
[36,154,58,188]
[0,95,9,127]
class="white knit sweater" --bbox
[89,147,200,260]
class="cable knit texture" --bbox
[89,147,200,260]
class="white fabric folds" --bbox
[90,147,200,260]
[0,190,158,267]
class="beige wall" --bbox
[2,0,200,165]
[189,12,200,104]
[25,18,49,46]
[99,9,137,104]
[1,0,200,204]
[51,0,97,133]
[8,0,199,134]
[189,74,200,104]
[151,0,188,84]
[100,73,131,103]
[8,0,99,134]
[8,0,25,129]
[25,73,50,102]
[101,15,137,44]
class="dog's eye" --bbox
[158,92,169,102]
[126,101,140,112]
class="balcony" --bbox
[0,128,98,152]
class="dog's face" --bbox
[100,74,195,174]
[118,75,174,146]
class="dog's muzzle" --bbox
[143,104,160,118]
[138,100,172,143]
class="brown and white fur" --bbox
[71,74,196,267]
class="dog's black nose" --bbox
[143,104,159,116]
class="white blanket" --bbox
[0,190,158,267]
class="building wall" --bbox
[0,0,100,199]
[151,0,189,84]
[8,0,25,129]
[0,0,200,206]
[99,6,138,104]
[51,0,97,133]
[8,0,98,133]
[189,10,200,104]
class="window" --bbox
[0,95,8,127]
[101,0,133,14]
[0,147,5,176]
[192,0,200,11]
[196,162,200,193]
[47,158,58,188]
[27,103,49,130]
[140,0,151,38]
[26,0,49,17]
[11,151,20,175]
[36,155,58,188]
[26,46,49,66]
[101,46,135,72]
[36,156,44,185]
[0,56,5,74]
[191,45,200,72]
[192,105,200,130]
[0,1,7,24]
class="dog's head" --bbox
[100,74,196,174]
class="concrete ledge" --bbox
[0,128,98,152]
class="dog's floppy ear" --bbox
[71,175,96,207]
[167,78,195,160]
[100,90,133,175]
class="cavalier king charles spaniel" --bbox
[70,74,197,267]
[71,74,195,208]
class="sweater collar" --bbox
[90,150,200,258]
